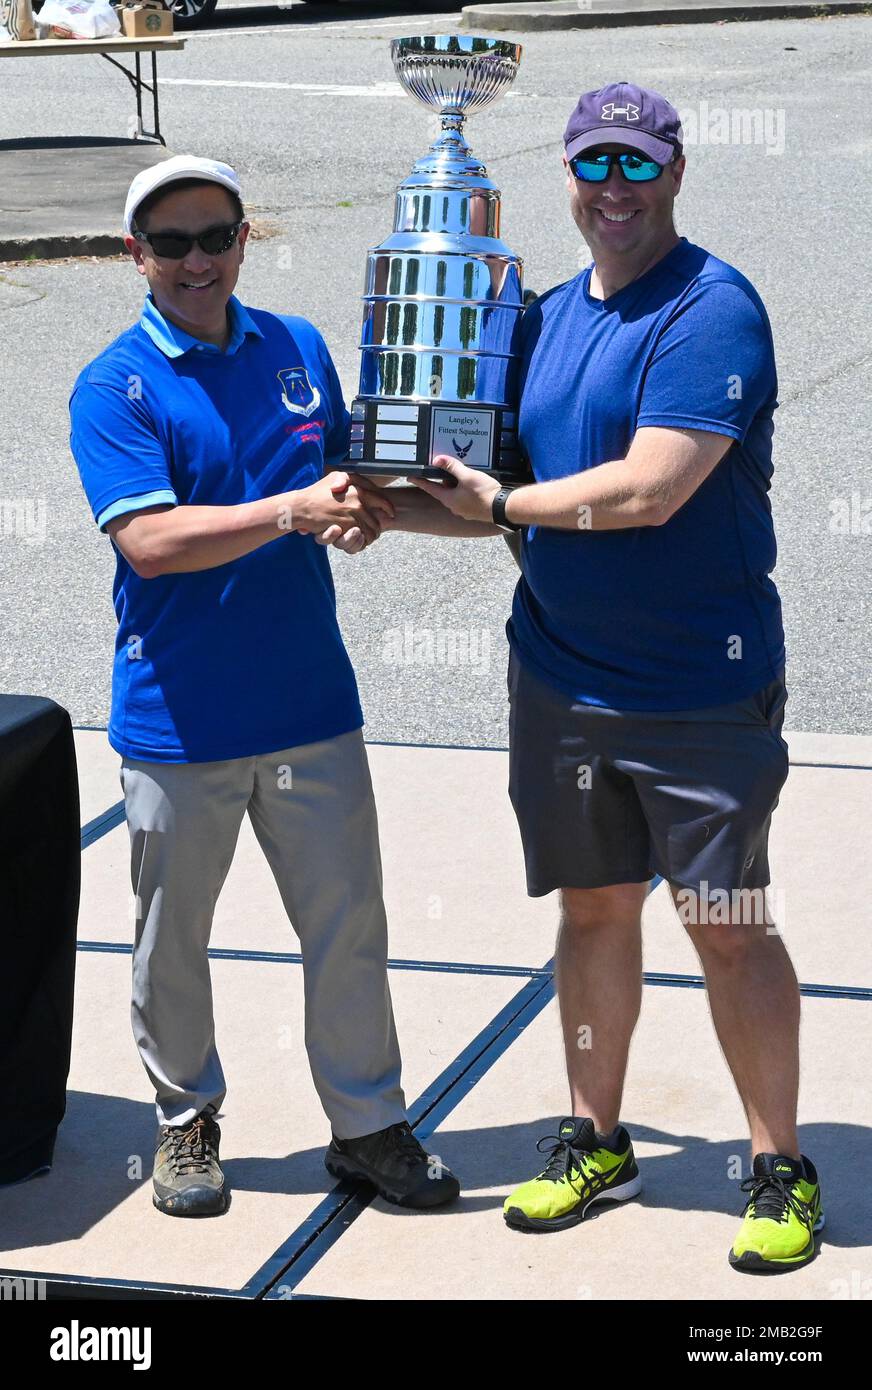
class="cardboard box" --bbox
[121,1,173,37]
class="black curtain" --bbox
[0,696,80,1185]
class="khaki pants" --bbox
[120,728,406,1136]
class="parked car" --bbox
[167,0,219,27]
[168,0,323,31]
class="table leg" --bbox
[99,51,165,145]
[135,50,144,138]
[152,50,164,146]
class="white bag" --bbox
[38,0,120,38]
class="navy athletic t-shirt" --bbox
[507,237,785,710]
[70,292,362,763]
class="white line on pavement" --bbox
[158,78,534,97]
[158,78,404,94]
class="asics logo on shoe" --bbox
[566,1152,627,1190]
[601,1154,630,1183]
[775,1164,795,1175]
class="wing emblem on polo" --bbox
[277,367,321,418]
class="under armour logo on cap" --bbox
[601,102,640,122]
[564,82,683,165]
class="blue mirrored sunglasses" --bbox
[569,151,672,183]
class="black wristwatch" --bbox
[492,486,522,533]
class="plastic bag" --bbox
[0,0,37,40]
[37,0,121,38]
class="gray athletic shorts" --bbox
[507,650,789,897]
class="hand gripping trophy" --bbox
[347,34,527,484]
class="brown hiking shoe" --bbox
[153,1105,227,1217]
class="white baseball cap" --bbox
[124,155,242,236]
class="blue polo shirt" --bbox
[508,238,785,710]
[69,291,362,763]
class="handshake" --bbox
[290,454,506,553]
[298,470,399,556]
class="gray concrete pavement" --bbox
[461,0,872,30]
[0,139,174,262]
[3,729,870,1299]
[0,9,869,742]
[3,1,870,261]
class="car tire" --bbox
[167,0,220,30]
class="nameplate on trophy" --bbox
[429,406,495,472]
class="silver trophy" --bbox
[347,34,526,483]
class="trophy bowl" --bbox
[391,34,522,117]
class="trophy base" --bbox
[348,462,459,485]
[346,397,528,486]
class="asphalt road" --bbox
[1,7,870,744]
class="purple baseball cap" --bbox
[564,82,683,164]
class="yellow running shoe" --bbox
[504,1117,641,1232]
[729,1152,824,1272]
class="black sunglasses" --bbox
[569,152,673,184]
[133,220,244,260]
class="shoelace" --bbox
[535,1135,598,1197]
[387,1122,427,1169]
[739,1172,809,1226]
[163,1115,216,1176]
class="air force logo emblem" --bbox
[601,102,640,122]
[452,437,474,460]
[277,367,321,418]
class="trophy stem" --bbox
[427,111,471,163]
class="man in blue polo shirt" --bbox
[69,155,460,1218]
[400,85,822,1273]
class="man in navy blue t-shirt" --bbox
[69,155,460,1218]
[405,84,822,1273]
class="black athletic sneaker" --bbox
[153,1105,227,1217]
[325,1120,460,1209]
